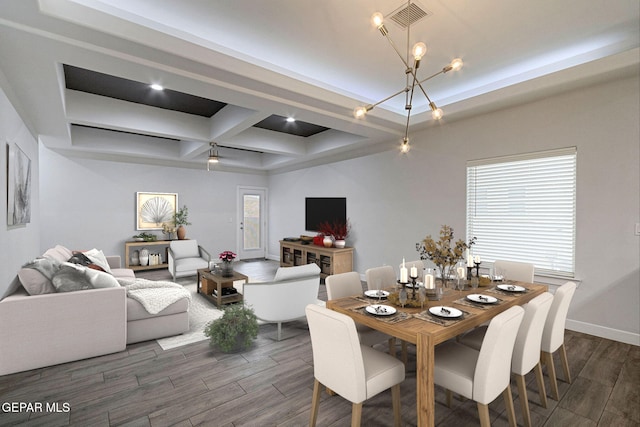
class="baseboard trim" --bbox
[566,319,640,346]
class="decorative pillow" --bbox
[43,245,73,263]
[84,268,120,288]
[273,263,321,281]
[52,264,94,293]
[18,268,56,295]
[83,248,112,274]
[68,252,93,266]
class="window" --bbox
[466,147,577,278]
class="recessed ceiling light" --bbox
[150,84,164,91]
[285,117,295,123]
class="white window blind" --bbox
[466,147,577,278]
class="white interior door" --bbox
[237,186,267,260]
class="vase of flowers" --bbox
[219,250,237,277]
[416,225,476,288]
[318,219,351,248]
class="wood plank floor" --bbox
[1,260,638,426]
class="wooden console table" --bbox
[279,240,353,279]
[124,240,171,271]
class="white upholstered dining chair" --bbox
[459,293,554,427]
[493,260,535,283]
[325,272,394,351]
[364,265,396,291]
[305,304,405,427]
[541,281,577,400]
[434,305,525,427]
[365,265,409,362]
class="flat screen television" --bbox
[305,197,347,232]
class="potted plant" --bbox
[218,250,237,277]
[318,219,351,248]
[174,205,191,240]
[204,304,259,353]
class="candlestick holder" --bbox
[410,276,418,300]
[474,262,481,278]
[467,266,474,280]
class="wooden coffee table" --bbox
[197,268,248,308]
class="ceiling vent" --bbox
[388,1,431,29]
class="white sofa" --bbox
[243,263,322,341]
[0,245,190,376]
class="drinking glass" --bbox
[418,286,426,309]
[399,288,407,308]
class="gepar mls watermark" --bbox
[2,402,70,413]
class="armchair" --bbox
[168,240,211,279]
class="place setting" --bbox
[486,281,530,296]
[454,293,503,310]
[414,304,474,326]
[353,302,413,324]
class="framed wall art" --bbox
[136,192,177,230]
[7,142,32,226]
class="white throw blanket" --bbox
[118,278,191,315]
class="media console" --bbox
[279,240,353,279]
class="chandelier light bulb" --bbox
[371,12,384,28]
[412,42,427,60]
[353,106,369,119]
[431,107,444,120]
[450,58,463,71]
[400,138,411,153]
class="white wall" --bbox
[38,148,268,264]
[268,75,640,345]
[0,87,40,298]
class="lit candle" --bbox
[425,271,434,289]
[410,265,418,278]
[400,258,408,283]
[466,249,473,267]
[475,255,481,264]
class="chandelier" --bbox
[353,1,463,153]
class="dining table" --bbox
[326,280,548,427]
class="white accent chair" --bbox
[243,263,321,341]
[493,260,535,283]
[541,281,577,400]
[434,306,525,427]
[167,240,211,279]
[459,293,554,427]
[365,265,396,291]
[325,272,394,351]
[305,304,405,427]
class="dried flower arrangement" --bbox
[416,225,476,284]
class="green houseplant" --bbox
[173,205,191,239]
[204,304,259,353]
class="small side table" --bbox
[197,268,248,308]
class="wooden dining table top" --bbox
[326,281,549,347]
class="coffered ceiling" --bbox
[0,0,638,173]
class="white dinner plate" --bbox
[364,290,390,298]
[467,294,498,304]
[497,284,526,292]
[429,306,463,318]
[365,304,397,316]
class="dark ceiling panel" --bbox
[63,64,227,117]
[253,115,329,137]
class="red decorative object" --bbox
[313,235,324,246]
